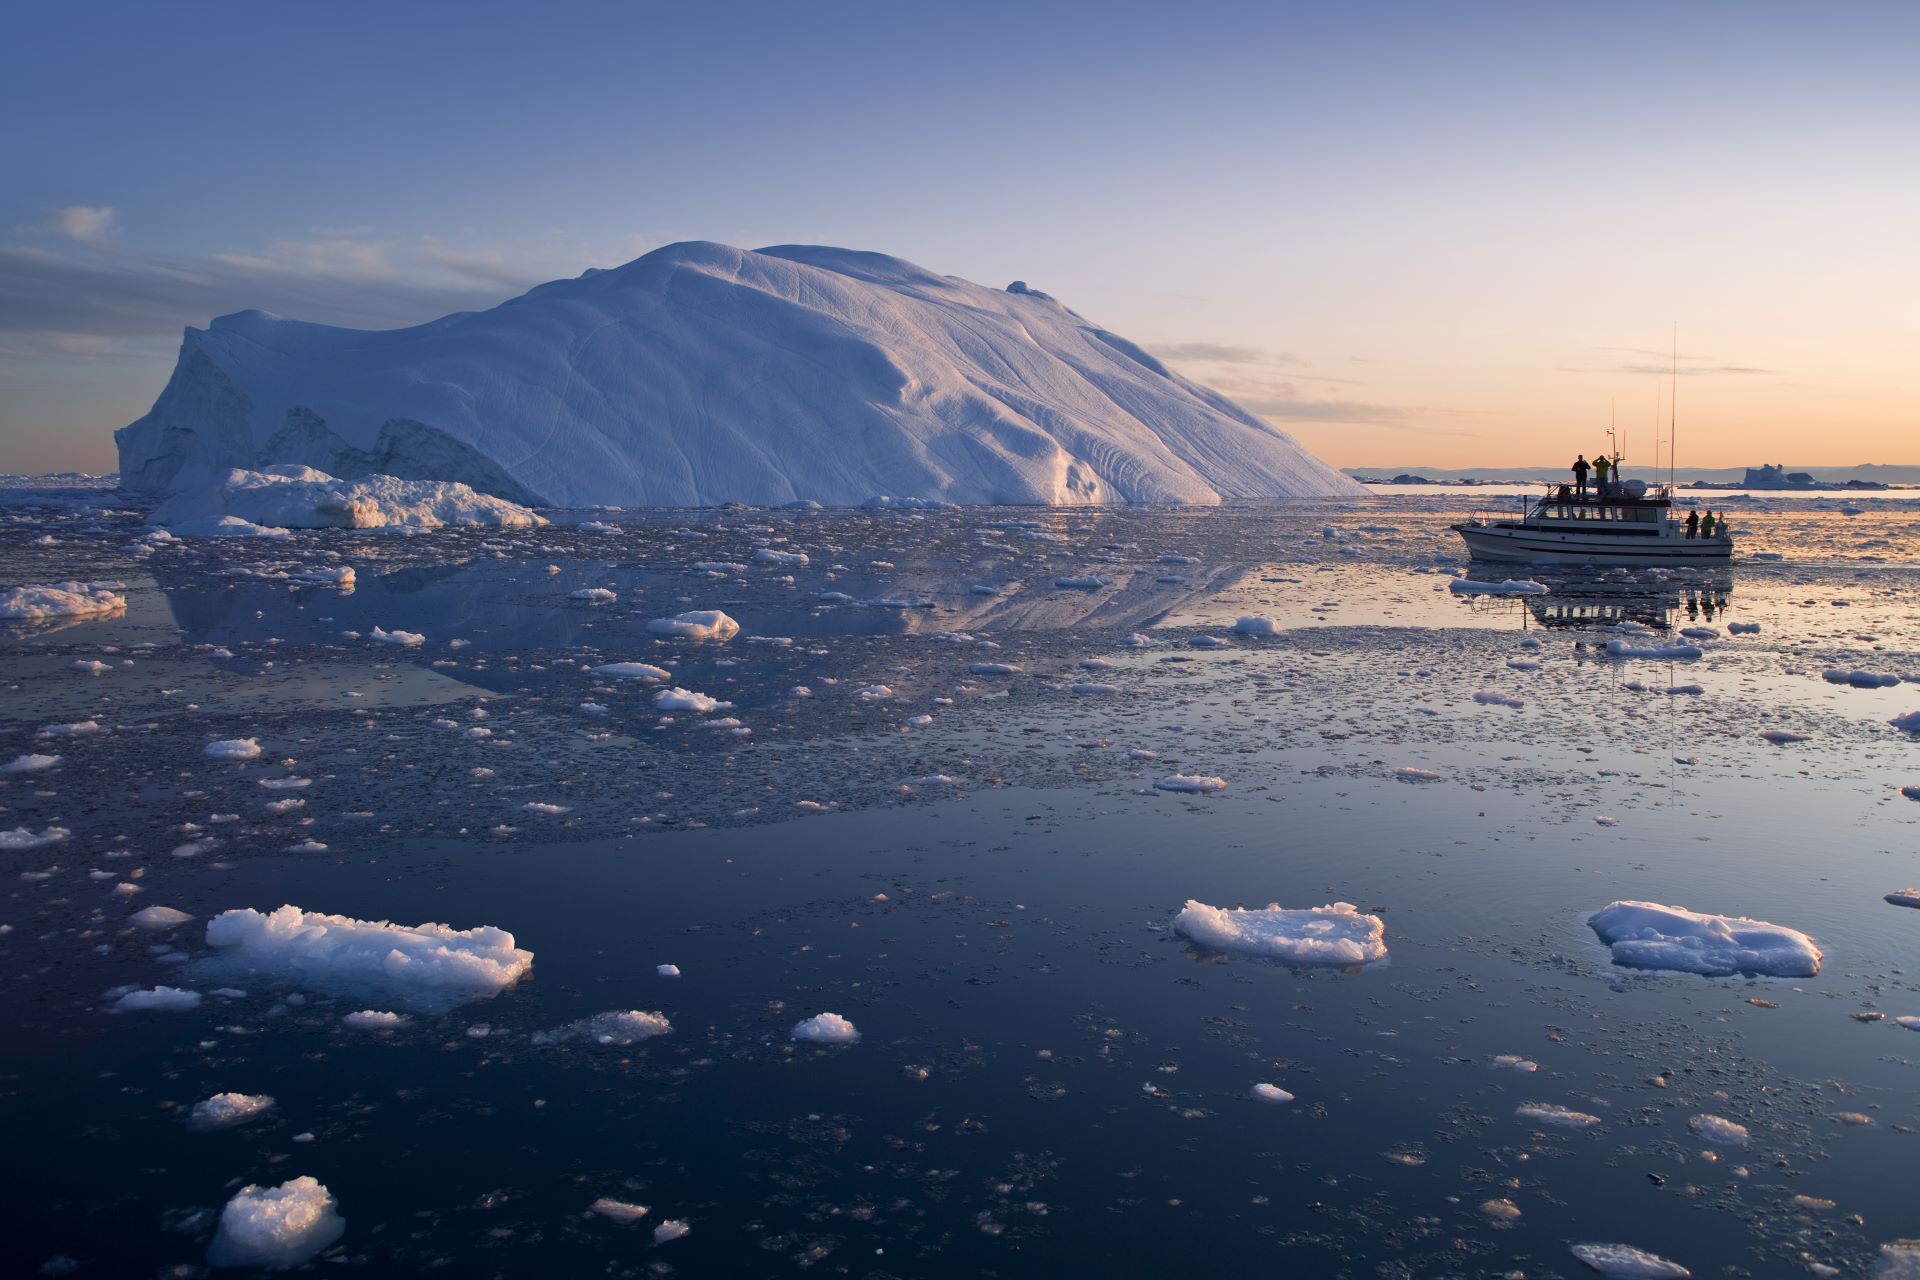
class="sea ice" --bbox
[191,1092,274,1128]
[653,1219,691,1244]
[0,580,127,621]
[570,587,618,603]
[969,662,1021,676]
[203,905,534,1003]
[655,688,732,714]
[1587,900,1820,977]
[590,1198,650,1223]
[1,825,71,850]
[791,1012,861,1044]
[208,1175,345,1270]
[1154,774,1227,793]
[0,753,59,773]
[1688,1114,1750,1146]
[533,1010,673,1045]
[151,465,542,533]
[1890,711,1920,734]
[204,738,263,760]
[1173,900,1387,965]
[131,905,194,928]
[341,1010,407,1030]
[370,626,425,646]
[1250,1083,1294,1104]
[646,610,739,641]
[594,662,669,681]
[1568,1242,1690,1278]
[1824,668,1899,688]
[113,986,202,1012]
[1448,578,1548,596]
[1515,1102,1601,1129]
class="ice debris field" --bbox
[2,484,1920,1275]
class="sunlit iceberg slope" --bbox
[116,242,1361,508]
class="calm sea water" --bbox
[3,492,1918,1277]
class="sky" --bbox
[2,0,1916,474]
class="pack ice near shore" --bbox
[116,241,1362,508]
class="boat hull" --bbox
[1453,524,1732,566]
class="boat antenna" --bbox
[1668,322,1677,490]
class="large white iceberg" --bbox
[202,904,534,1006]
[1587,900,1820,977]
[1173,899,1388,965]
[116,242,1362,508]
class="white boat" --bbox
[1452,480,1732,565]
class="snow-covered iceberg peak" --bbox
[116,241,1362,508]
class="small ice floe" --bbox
[590,1197,650,1223]
[1886,889,1920,907]
[1480,1199,1522,1224]
[1491,1055,1538,1072]
[594,661,669,681]
[71,658,111,675]
[1472,691,1523,709]
[791,1012,860,1044]
[534,1010,672,1045]
[854,683,892,701]
[289,565,355,588]
[1902,787,1920,802]
[0,580,127,621]
[370,626,425,646]
[38,720,101,737]
[1587,900,1820,977]
[1173,900,1387,965]
[0,753,59,773]
[1688,1114,1750,1146]
[208,1176,345,1270]
[1448,578,1548,596]
[1567,1242,1690,1278]
[1605,639,1702,660]
[203,737,263,760]
[1759,729,1810,745]
[903,713,933,727]
[1055,574,1113,589]
[1680,626,1719,639]
[655,687,732,714]
[1727,621,1761,634]
[653,1219,691,1244]
[523,801,571,815]
[580,520,618,533]
[1072,682,1119,695]
[1120,632,1152,647]
[1887,710,1920,735]
[1233,616,1278,636]
[1593,815,1619,827]
[752,547,808,565]
[1154,774,1226,793]
[1515,1102,1600,1129]
[570,587,618,604]
[1896,1017,1920,1031]
[1161,554,1200,565]
[969,662,1021,676]
[1394,767,1441,783]
[0,825,69,850]
[113,986,202,1012]
[191,1092,274,1129]
[646,609,739,641]
[342,1010,407,1030]
[1824,668,1899,688]
[656,964,680,977]
[1188,634,1231,649]
[203,905,534,1002]
[131,905,194,929]
[1250,1082,1294,1104]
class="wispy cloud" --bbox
[1144,341,1297,366]
[50,205,116,243]
[1565,346,1775,377]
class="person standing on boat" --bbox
[1701,510,1717,538]
[1685,509,1700,539]
[1593,452,1611,496]
[1572,454,1590,496]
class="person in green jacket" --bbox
[1593,453,1612,495]
[1701,510,1717,538]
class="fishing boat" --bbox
[1452,479,1731,564]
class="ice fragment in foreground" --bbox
[791,1012,861,1044]
[646,610,739,641]
[204,738,263,760]
[1154,774,1227,793]
[1568,1241,1690,1278]
[208,1175,345,1269]
[1250,1083,1294,1104]
[1173,900,1387,965]
[203,905,534,1003]
[1587,901,1820,977]
[191,1092,274,1128]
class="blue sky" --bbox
[4,0,1916,471]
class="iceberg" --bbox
[1587,900,1820,977]
[149,465,542,534]
[116,242,1361,509]
[1173,899,1387,965]
[202,904,534,1006]
[208,1176,345,1270]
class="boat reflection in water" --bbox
[1453,570,1734,634]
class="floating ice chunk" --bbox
[1154,774,1226,793]
[522,801,571,815]
[1904,788,1920,803]
[1888,710,1920,734]
[192,1092,274,1128]
[1759,729,1810,745]
[570,587,618,603]
[590,1197,650,1223]
[1250,1083,1294,1104]
[39,720,101,737]
[534,1010,672,1045]
[653,1219,691,1244]
[1472,692,1523,708]
[1727,621,1760,634]
[1055,574,1113,589]
[1605,639,1702,660]
[655,687,733,714]
[1394,767,1441,783]
[156,466,541,533]
[1824,668,1899,688]
[594,662,669,681]
[1173,900,1387,965]
[1587,900,1820,977]
[646,610,739,641]
[1688,1114,1750,1146]
[1188,634,1231,649]
[132,905,194,929]
[1680,626,1719,639]
[370,626,424,647]
[203,905,534,1004]
[855,684,892,701]
[208,1175,346,1270]
[969,662,1021,676]
[1568,1242,1690,1278]
[0,580,127,620]
[341,1009,407,1030]
[1491,1055,1538,1072]
[656,964,680,977]
[72,658,111,675]
[1233,616,1278,636]
[0,825,69,850]
[1449,578,1548,596]
[1516,1102,1600,1129]
[791,1012,860,1044]
[1120,632,1152,648]
[752,548,808,565]
[289,565,355,588]
[0,753,59,773]
[1072,682,1119,695]
[114,986,202,1012]
[204,738,263,760]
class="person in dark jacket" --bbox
[1572,454,1590,496]
[1685,509,1700,539]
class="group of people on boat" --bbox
[1684,508,1722,539]
[1570,453,1723,539]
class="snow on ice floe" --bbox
[1605,639,1702,660]
[1173,900,1387,966]
[0,580,127,621]
[791,1012,861,1044]
[1250,1083,1294,1104]
[1587,901,1820,977]
[1568,1242,1691,1278]
[1688,1114,1750,1146]
[1516,1102,1601,1129]
[534,1010,673,1045]
[208,1175,345,1270]
[1448,578,1548,596]
[1154,774,1226,793]
[150,466,543,533]
[202,905,533,1006]
[113,986,202,1012]
[646,609,739,641]
[594,661,669,681]
[0,753,59,773]
[191,1092,274,1129]
[203,738,263,760]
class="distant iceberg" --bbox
[116,241,1362,509]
